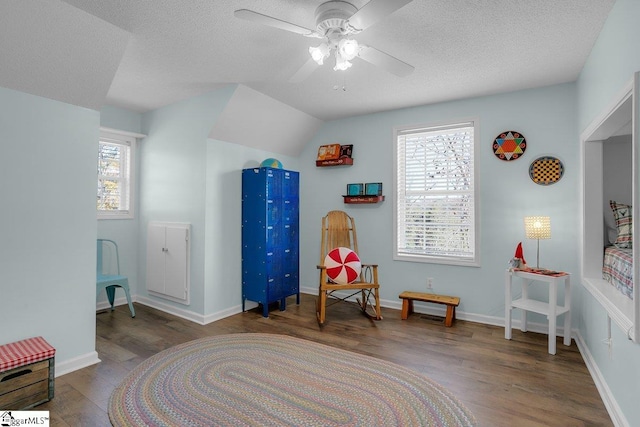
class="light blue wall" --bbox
[577,0,640,132]
[138,86,236,315]
[0,86,98,365]
[576,0,640,424]
[204,140,300,315]
[99,94,301,320]
[97,106,143,305]
[100,105,143,135]
[298,83,578,323]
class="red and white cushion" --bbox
[0,336,55,373]
[324,247,362,284]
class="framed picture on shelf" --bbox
[365,182,383,196]
[347,183,364,196]
[317,144,341,161]
[339,144,353,158]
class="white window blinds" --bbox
[98,133,133,217]
[395,121,478,265]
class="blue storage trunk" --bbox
[242,167,300,317]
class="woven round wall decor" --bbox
[529,156,564,185]
[493,131,526,161]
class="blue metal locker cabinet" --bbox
[242,167,300,317]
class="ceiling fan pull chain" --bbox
[333,74,347,92]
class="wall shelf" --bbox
[343,195,385,204]
[316,158,353,167]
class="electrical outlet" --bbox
[427,277,433,290]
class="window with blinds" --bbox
[98,131,134,219]
[394,120,479,266]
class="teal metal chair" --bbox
[97,239,135,317]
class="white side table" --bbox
[505,269,571,355]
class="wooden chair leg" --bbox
[317,290,327,325]
[374,287,382,320]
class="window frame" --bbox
[97,129,137,220]
[393,118,480,267]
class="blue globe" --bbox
[260,158,283,169]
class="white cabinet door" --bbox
[146,222,190,304]
[164,225,189,300]
[146,223,167,294]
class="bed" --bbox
[603,200,634,299]
[603,245,633,299]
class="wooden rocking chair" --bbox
[316,210,382,325]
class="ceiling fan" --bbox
[234,0,415,82]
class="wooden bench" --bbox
[399,291,460,327]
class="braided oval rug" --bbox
[108,333,476,426]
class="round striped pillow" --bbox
[324,247,361,284]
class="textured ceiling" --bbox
[2,0,616,121]
[0,0,129,111]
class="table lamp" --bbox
[524,216,551,268]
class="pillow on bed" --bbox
[610,200,632,249]
[605,210,618,244]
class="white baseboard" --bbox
[134,296,259,325]
[574,331,629,427]
[299,285,317,295]
[135,296,207,324]
[55,351,100,377]
[96,296,132,312]
[202,304,246,325]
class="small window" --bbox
[97,131,135,219]
[394,120,479,266]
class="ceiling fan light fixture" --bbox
[333,51,353,71]
[234,1,416,80]
[309,43,330,65]
[337,38,359,60]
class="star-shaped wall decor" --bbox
[493,131,526,161]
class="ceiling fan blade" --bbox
[347,0,414,32]
[289,58,320,83]
[234,9,319,37]
[358,46,414,77]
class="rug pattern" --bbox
[108,333,476,426]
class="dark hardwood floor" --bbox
[40,294,613,426]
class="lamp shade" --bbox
[333,52,352,71]
[524,216,551,240]
[309,43,330,65]
[338,38,359,60]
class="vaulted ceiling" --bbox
[1,0,616,122]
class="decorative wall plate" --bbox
[529,156,564,185]
[493,131,526,161]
